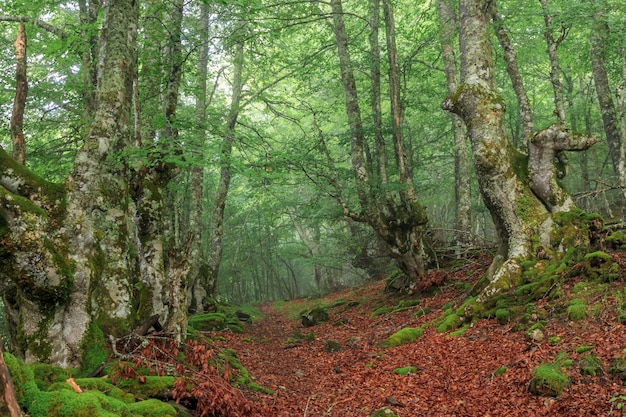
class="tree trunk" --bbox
[10,22,27,165]
[442,0,596,309]
[539,0,567,124]
[187,2,211,313]
[437,0,473,248]
[0,0,187,367]
[329,0,428,284]
[590,9,626,204]
[492,9,534,141]
[205,41,245,297]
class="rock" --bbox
[301,307,329,327]
[324,340,342,353]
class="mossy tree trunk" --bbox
[0,0,187,368]
[441,0,596,310]
[329,0,429,284]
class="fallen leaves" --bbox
[211,253,626,416]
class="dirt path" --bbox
[214,278,626,417]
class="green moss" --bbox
[436,312,462,333]
[380,327,424,348]
[393,366,417,376]
[606,231,626,249]
[548,336,562,345]
[495,308,510,324]
[575,345,594,354]
[31,363,73,391]
[449,324,469,337]
[529,361,570,397]
[493,367,507,376]
[608,357,626,380]
[79,322,109,376]
[413,307,431,318]
[127,399,176,417]
[219,349,272,394]
[583,251,620,282]
[567,300,588,321]
[579,354,603,376]
[188,313,243,333]
[371,408,397,417]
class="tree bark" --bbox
[492,9,534,141]
[10,22,27,165]
[539,0,567,125]
[205,41,245,297]
[0,0,187,367]
[329,0,428,283]
[590,9,626,202]
[437,0,473,248]
[441,0,596,308]
[187,2,211,314]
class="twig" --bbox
[303,395,311,417]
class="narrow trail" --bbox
[213,275,626,417]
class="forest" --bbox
[0,0,625,415]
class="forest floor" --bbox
[212,252,626,417]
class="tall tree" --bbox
[442,0,597,310]
[205,40,245,298]
[10,22,27,165]
[437,0,472,248]
[0,0,187,367]
[328,0,429,284]
[590,2,626,202]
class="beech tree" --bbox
[327,0,429,283]
[0,0,187,367]
[442,0,597,310]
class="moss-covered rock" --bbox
[529,361,570,397]
[188,313,243,333]
[380,327,424,348]
[301,307,329,327]
[583,251,620,282]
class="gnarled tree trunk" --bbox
[441,0,596,309]
[0,0,186,367]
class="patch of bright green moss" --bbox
[188,313,243,333]
[567,300,588,321]
[529,360,570,397]
[380,327,424,348]
[127,399,176,417]
[393,366,417,376]
[575,345,594,354]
